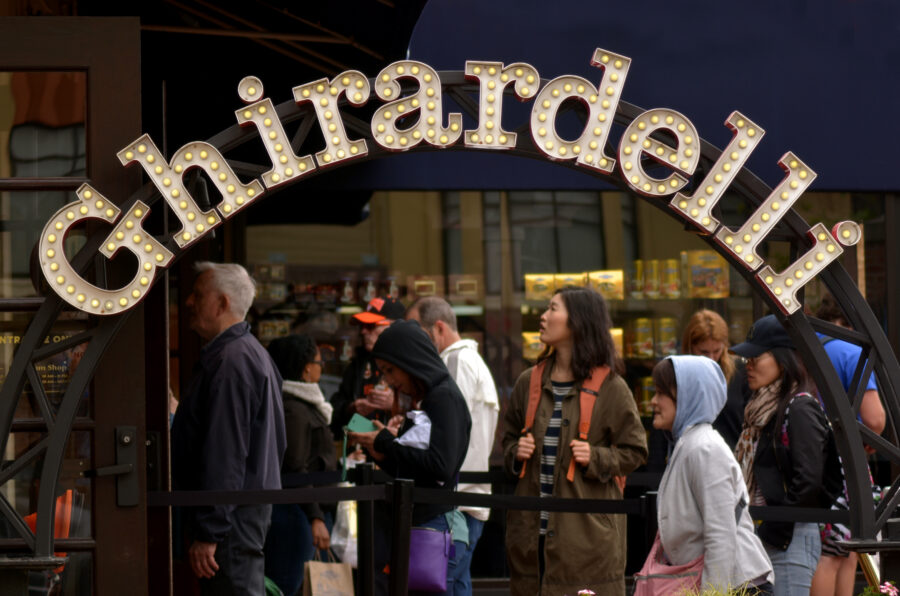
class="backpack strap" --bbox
[518,361,547,479]
[566,366,610,482]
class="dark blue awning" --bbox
[328,0,898,192]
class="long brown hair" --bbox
[680,309,735,382]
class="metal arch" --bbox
[0,70,897,564]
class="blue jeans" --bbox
[264,504,333,596]
[453,514,485,596]
[410,513,467,596]
[765,522,821,596]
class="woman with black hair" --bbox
[731,315,838,596]
[502,287,648,596]
[263,334,337,596]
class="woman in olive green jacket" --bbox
[503,288,648,596]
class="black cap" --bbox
[729,314,795,358]
[352,296,406,325]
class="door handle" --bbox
[82,426,138,507]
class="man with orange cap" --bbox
[329,296,406,437]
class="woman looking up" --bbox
[502,287,648,596]
[649,355,772,594]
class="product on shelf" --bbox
[340,277,357,304]
[554,272,586,291]
[659,259,682,299]
[524,274,555,302]
[448,274,484,304]
[522,332,544,361]
[637,376,655,416]
[611,327,624,356]
[630,317,655,359]
[629,260,644,299]
[654,317,679,357]
[407,275,445,299]
[643,259,661,299]
[359,277,378,303]
[682,250,730,298]
[588,270,625,301]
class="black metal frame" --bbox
[0,71,896,566]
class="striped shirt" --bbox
[540,380,574,534]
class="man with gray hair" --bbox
[407,296,499,596]
[172,262,286,595]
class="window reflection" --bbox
[1,71,86,178]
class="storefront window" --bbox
[0,190,87,299]
[0,71,86,179]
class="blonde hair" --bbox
[681,309,735,382]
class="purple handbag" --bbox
[408,526,452,592]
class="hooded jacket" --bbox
[657,356,773,590]
[371,320,472,525]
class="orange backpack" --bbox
[519,361,626,491]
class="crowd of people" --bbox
[169,261,883,596]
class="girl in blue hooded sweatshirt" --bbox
[650,355,773,594]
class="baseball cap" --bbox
[729,314,795,358]
[352,296,406,325]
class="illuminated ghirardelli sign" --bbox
[39,48,860,316]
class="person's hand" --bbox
[516,433,535,462]
[311,518,331,551]
[188,540,219,579]
[570,439,591,466]
[354,399,376,416]
[386,414,405,436]
[349,421,386,461]
[347,444,367,462]
[368,385,395,411]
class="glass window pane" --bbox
[0,190,86,298]
[0,71,86,178]
[0,430,92,538]
[0,313,93,419]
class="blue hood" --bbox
[668,355,727,440]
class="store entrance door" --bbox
[0,17,149,595]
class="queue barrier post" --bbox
[389,479,415,596]
[356,463,376,596]
[882,518,900,584]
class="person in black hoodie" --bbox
[349,319,472,596]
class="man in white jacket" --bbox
[407,297,499,596]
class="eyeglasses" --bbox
[745,352,773,368]
[310,360,324,367]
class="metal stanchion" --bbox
[389,479,414,596]
[881,519,900,585]
[356,463,375,596]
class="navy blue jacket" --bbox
[172,322,287,543]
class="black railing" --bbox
[147,464,859,595]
